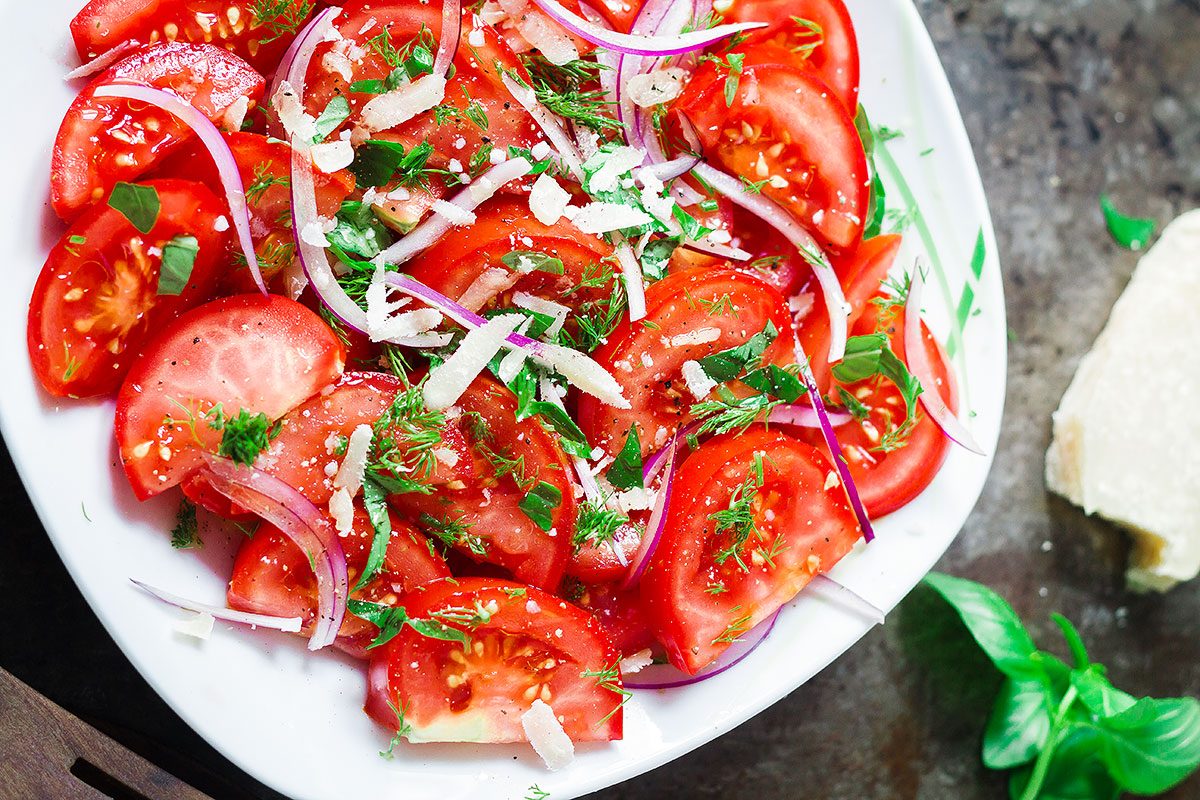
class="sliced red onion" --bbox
[646,155,700,182]
[793,339,875,543]
[621,439,675,590]
[94,84,266,295]
[499,75,584,180]
[65,40,140,80]
[692,162,847,363]
[526,0,756,57]
[905,266,987,456]
[131,579,303,633]
[200,456,348,650]
[681,238,752,262]
[615,238,646,322]
[807,574,885,626]
[285,6,341,90]
[768,404,851,429]
[373,157,534,266]
[624,609,779,689]
[617,0,694,147]
[433,0,463,76]
[364,652,394,724]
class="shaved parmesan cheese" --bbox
[568,202,654,234]
[627,68,687,107]
[300,220,331,248]
[587,146,646,193]
[615,486,655,512]
[789,291,815,321]
[222,95,250,132]
[479,0,507,24]
[619,648,654,674]
[432,199,478,226]
[424,314,525,410]
[311,140,354,173]
[458,267,521,312]
[1046,210,1200,592]
[681,359,717,400]
[329,486,354,534]
[361,73,447,133]
[667,327,721,347]
[513,291,570,337]
[529,173,572,226]
[540,343,630,409]
[334,424,373,496]
[521,699,575,771]
[272,80,318,142]
[174,611,215,640]
[498,0,579,65]
[634,167,676,227]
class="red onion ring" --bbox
[65,40,140,80]
[807,574,885,625]
[131,579,303,633]
[285,6,341,89]
[433,0,463,77]
[645,155,700,182]
[499,75,585,179]
[905,266,986,455]
[620,439,676,590]
[94,84,267,295]
[691,162,847,363]
[624,609,779,689]
[526,0,760,57]
[200,456,348,650]
[364,653,395,725]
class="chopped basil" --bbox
[350,140,434,187]
[348,599,470,650]
[169,499,201,550]
[855,105,888,240]
[640,237,679,282]
[354,477,391,592]
[1100,195,1156,251]
[500,250,565,275]
[741,364,804,403]
[327,200,393,258]
[68,234,87,245]
[832,333,923,451]
[157,234,198,296]
[698,320,778,383]
[350,66,408,95]
[606,426,644,491]
[312,95,350,142]
[519,481,562,531]
[108,182,160,234]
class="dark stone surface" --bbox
[2,2,1199,798]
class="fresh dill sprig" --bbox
[572,498,629,550]
[580,661,632,725]
[509,59,621,134]
[169,499,201,549]
[245,163,290,206]
[251,0,314,46]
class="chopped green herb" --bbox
[606,426,644,491]
[169,499,201,549]
[713,608,753,644]
[250,0,313,46]
[832,334,923,451]
[519,481,562,531]
[245,163,290,206]
[368,26,435,78]
[311,95,351,142]
[207,406,281,466]
[709,453,765,571]
[581,661,632,725]
[157,234,198,296]
[1100,195,1156,251]
[691,388,781,437]
[788,16,824,55]
[524,785,551,800]
[741,364,804,403]
[108,182,160,234]
[366,382,447,495]
[348,599,470,651]
[513,57,620,134]
[500,250,565,275]
[354,476,392,591]
[351,139,435,188]
[698,321,777,382]
[573,498,629,550]
[328,200,393,258]
[419,512,488,558]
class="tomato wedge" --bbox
[115,294,345,500]
[366,578,623,742]
[394,376,575,591]
[69,0,313,73]
[677,63,869,251]
[574,580,655,656]
[724,0,861,112]
[641,430,860,673]
[52,42,265,220]
[155,132,355,292]
[798,300,956,518]
[229,504,450,658]
[28,179,227,398]
[403,196,615,315]
[578,267,794,459]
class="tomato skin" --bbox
[575,581,656,656]
[724,0,860,112]
[641,430,860,673]
[677,63,869,251]
[114,294,346,500]
[567,517,644,583]
[403,196,614,315]
[578,267,795,459]
[69,0,313,72]
[798,303,956,518]
[229,505,449,659]
[28,179,227,398]
[154,132,355,293]
[52,42,265,219]
[368,578,623,742]
[394,376,575,591]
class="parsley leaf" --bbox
[157,234,198,296]
[519,481,562,531]
[1100,195,1156,251]
[108,182,160,234]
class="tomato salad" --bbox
[30,0,983,766]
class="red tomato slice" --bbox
[154,132,355,293]
[586,0,646,33]
[394,376,575,591]
[798,301,956,518]
[27,179,227,399]
[578,267,795,459]
[567,516,644,583]
[69,0,313,73]
[367,578,623,742]
[724,0,861,112]
[52,42,264,220]
[229,504,450,658]
[641,430,860,673]
[574,580,656,656]
[303,0,543,167]
[403,196,614,315]
[114,294,346,500]
[676,63,869,251]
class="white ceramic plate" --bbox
[0,2,1006,798]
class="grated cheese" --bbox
[528,173,572,226]
[618,648,654,674]
[311,140,354,173]
[174,611,215,640]
[521,699,575,771]
[432,199,478,226]
[568,202,654,234]
[333,424,373,496]
[360,73,447,133]
[681,359,718,400]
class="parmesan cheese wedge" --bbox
[1046,209,1200,592]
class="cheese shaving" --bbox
[568,202,654,234]
[424,314,525,410]
[521,699,575,771]
[360,73,447,133]
[528,173,572,226]
[173,611,215,640]
[681,359,718,400]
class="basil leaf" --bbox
[922,572,1040,679]
[1090,696,1200,794]
[984,675,1055,770]
[606,426,643,491]
[312,95,350,142]
[1008,725,1120,800]
[524,402,591,459]
[855,105,887,240]
[108,182,160,234]
[157,234,198,296]
[519,481,562,531]
[328,200,393,258]
[348,599,410,649]
[351,140,433,187]
[1052,613,1091,669]
[698,321,778,382]
[741,364,804,403]
[671,205,713,242]
[406,617,470,646]
[640,237,679,282]
[501,250,564,275]
[1071,666,1136,719]
[354,477,393,591]
[1099,195,1155,251]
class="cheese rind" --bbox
[1045,210,1200,592]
